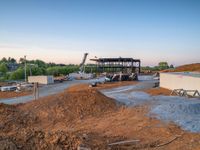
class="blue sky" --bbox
[0,0,200,66]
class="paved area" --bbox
[0,77,106,104]
[0,75,155,105]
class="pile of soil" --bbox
[162,63,200,72]
[67,82,138,92]
[19,85,118,129]
[1,84,200,149]
[0,91,31,99]
[0,85,119,149]
[144,87,172,96]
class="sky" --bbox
[0,0,200,66]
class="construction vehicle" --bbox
[79,53,88,73]
[104,72,138,82]
[69,53,94,80]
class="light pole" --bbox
[24,55,27,82]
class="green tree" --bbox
[1,57,7,63]
[46,67,58,76]
[34,59,46,68]
[10,58,17,63]
[9,68,24,80]
[19,57,25,64]
[0,63,8,74]
[27,65,46,76]
[158,62,169,70]
[170,64,174,68]
[46,66,79,76]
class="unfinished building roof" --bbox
[90,57,140,62]
[90,57,141,73]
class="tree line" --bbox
[0,57,79,81]
[141,62,174,72]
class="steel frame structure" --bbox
[90,57,141,74]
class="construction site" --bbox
[0,52,200,150]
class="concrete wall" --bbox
[160,73,200,92]
[28,76,54,84]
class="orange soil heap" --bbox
[0,91,31,99]
[1,83,200,149]
[144,87,172,96]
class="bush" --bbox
[9,68,24,80]
[0,62,8,74]
[46,66,79,76]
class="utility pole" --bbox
[24,55,27,82]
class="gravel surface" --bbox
[102,76,200,133]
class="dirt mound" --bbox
[1,84,200,149]
[67,82,138,92]
[162,63,200,72]
[0,85,119,149]
[0,129,82,149]
[0,91,31,99]
[0,103,37,132]
[19,85,118,129]
[144,88,172,96]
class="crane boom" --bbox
[79,53,88,72]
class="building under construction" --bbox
[90,57,141,74]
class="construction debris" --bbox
[156,136,180,147]
[171,89,200,98]
[1,85,17,92]
[108,139,140,146]
[105,73,138,82]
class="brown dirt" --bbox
[0,91,31,99]
[0,81,137,100]
[162,63,200,72]
[67,81,138,92]
[144,87,172,96]
[0,82,9,87]
[0,83,200,149]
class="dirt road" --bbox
[0,76,154,104]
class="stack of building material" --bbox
[28,76,54,84]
